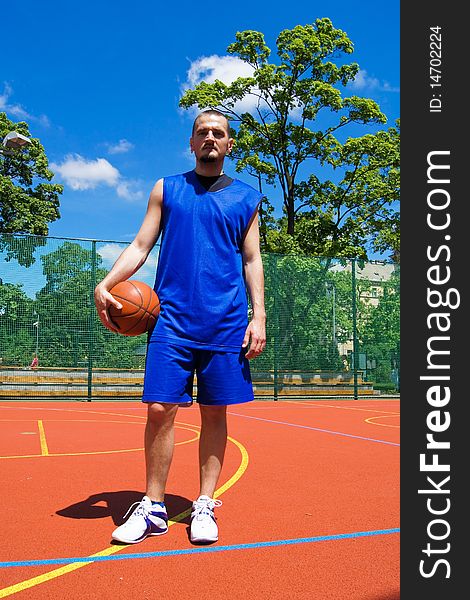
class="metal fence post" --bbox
[352,258,359,400]
[273,254,280,401]
[87,241,97,401]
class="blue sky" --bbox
[3,0,399,268]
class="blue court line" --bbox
[1,528,399,568]
[228,412,400,446]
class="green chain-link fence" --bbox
[0,234,399,400]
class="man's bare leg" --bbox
[198,405,227,498]
[145,402,179,502]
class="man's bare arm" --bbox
[241,210,266,359]
[94,179,164,331]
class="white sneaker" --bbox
[112,496,168,544]
[190,495,222,543]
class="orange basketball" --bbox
[108,280,160,336]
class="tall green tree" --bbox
[358,267,400,386]
[180,19,400,260]
[0,282,35,365]
[254,254,352,375]
[35,242,146,368]
[0,113,63,266]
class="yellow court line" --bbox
[365,415,400,428]
[0,406,149,422]
[0,426,249,598]
[37,420,49,456]
[0,424,200,460]
[286,401,399,416]
[1,448,144,460]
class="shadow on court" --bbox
[56,491,192,525]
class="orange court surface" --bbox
[0,400,399,599]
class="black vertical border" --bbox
[401,2,466,598]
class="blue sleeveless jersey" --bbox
[149,170,262,352]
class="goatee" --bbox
[200,155,217,163]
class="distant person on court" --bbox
[94,109,266,545]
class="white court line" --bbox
[228,412,400,446]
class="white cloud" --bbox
[116,180,144,201]
[51,154,120,190]
[51,153,144,201]
[186,55,254,88]
[98,243,158,280]
[98,243,125,265]
[107,139,134,154]
[0,84,11,109]
[350,69,399,93]
[0,83,50,126]
[183,55,259,114]
[381,81,401,93]
[182,146,194,164]
[140,253,158,275]
[183,55,304,121]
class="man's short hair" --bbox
[192,110,231,136]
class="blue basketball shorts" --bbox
[142,341,254,406]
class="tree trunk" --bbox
[257,174,268,248]
[285,175,295,235]
[287,196,295,235]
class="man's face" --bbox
[190,114,233,163]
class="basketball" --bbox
[108,280,160,336]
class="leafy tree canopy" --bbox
[180,19,400,261]
[0,113,63,266]
[39,241,103,295]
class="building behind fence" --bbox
[0,234,400,400]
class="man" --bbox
[94,110,266,545]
